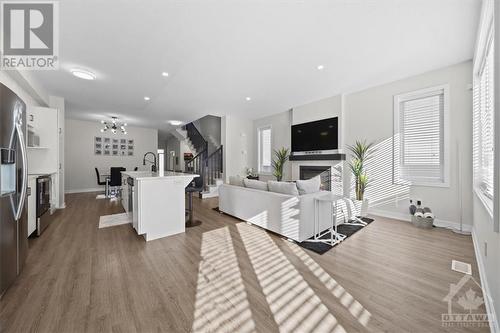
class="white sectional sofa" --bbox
[219,183,333,242]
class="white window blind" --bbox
[394,85,448,186]
[258,126,272,173]
[473,33,494,210]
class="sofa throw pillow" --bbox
[296,176,321,195]
[268,181,299,196]
[229,175,244,187]
[243,178,268,191]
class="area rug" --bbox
[299,217,374,254]
[98,213,132,228]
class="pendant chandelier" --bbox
[100,116,127,134]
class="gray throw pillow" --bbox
[296,176,321,195]
[268,181,299,196]
[243,178,268,191]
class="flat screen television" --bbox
[291,117,338,153]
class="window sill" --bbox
[394,179,450,188]
[474,188,494,218]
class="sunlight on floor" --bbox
[284,240,372,327]
[237,223,346,333]
[192,226,256,333]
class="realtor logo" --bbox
[442,274,491,328]
[1,1,59,69]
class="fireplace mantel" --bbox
[289,153,346,161]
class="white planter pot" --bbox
[351,198,369,217]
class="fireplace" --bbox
[299,166,331,191]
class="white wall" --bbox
[193,115,221,154]
[49,96,65,208]
[345,61,473,228]
[0,71,45,108]
[221,115,253,182]
[292,94,345,148]
[65,119,158,192]
[250,61,473,228]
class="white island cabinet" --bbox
[121,171,197,242]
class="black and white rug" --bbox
[213,206,373,255]
[299,217,374,254]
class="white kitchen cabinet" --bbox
[26,106,63,210]
[27,176,37,237]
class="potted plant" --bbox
[347,140,375,217]
[272,147,290,181]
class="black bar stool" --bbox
[185,176,203,227]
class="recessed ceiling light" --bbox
[144,96,150,101]
[162,72,169,77]
[70,69,96,80]
[317,65,325,70]
[246,97,251,101]
[168,120,183,126]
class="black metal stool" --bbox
[185,176,203,227]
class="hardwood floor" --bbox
[0,192,489,332]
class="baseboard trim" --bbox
[471,227,499,333]
[368,208,473,232]
[65,188,103,194]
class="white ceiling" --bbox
[32,0,481,133]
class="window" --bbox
[258,126,272,173]
[473,28,494,213]
[393,85,449,186]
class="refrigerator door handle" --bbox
[14,105,28,221]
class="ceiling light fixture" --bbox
[71,68,96,80]
[144,96,150,101]
[246,97,252,101]
[168,120,183,126]
[100,116,127,134]
[317,65,325,70]
[162,72,169,77]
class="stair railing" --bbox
[183,122,223,193]
[206,145,223,187]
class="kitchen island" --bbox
[122,171,198,241]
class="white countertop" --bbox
[28,172,57,176]
[121,171,199,181]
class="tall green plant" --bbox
[347,140,375,201]
[272,147,290,181]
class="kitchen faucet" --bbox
[143,152,157,172]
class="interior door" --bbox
[169,151,175,170]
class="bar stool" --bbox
[185,176,203,227]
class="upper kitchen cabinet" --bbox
[26,106,59,174]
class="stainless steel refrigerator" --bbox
[0,83,28,298]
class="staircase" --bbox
[183,122,223,198]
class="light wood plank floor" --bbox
[0,192,489,333]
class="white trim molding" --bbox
[65,187,103,194]
[472,227,499,333]
[368,208,472,233]
[393,84,450,188]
